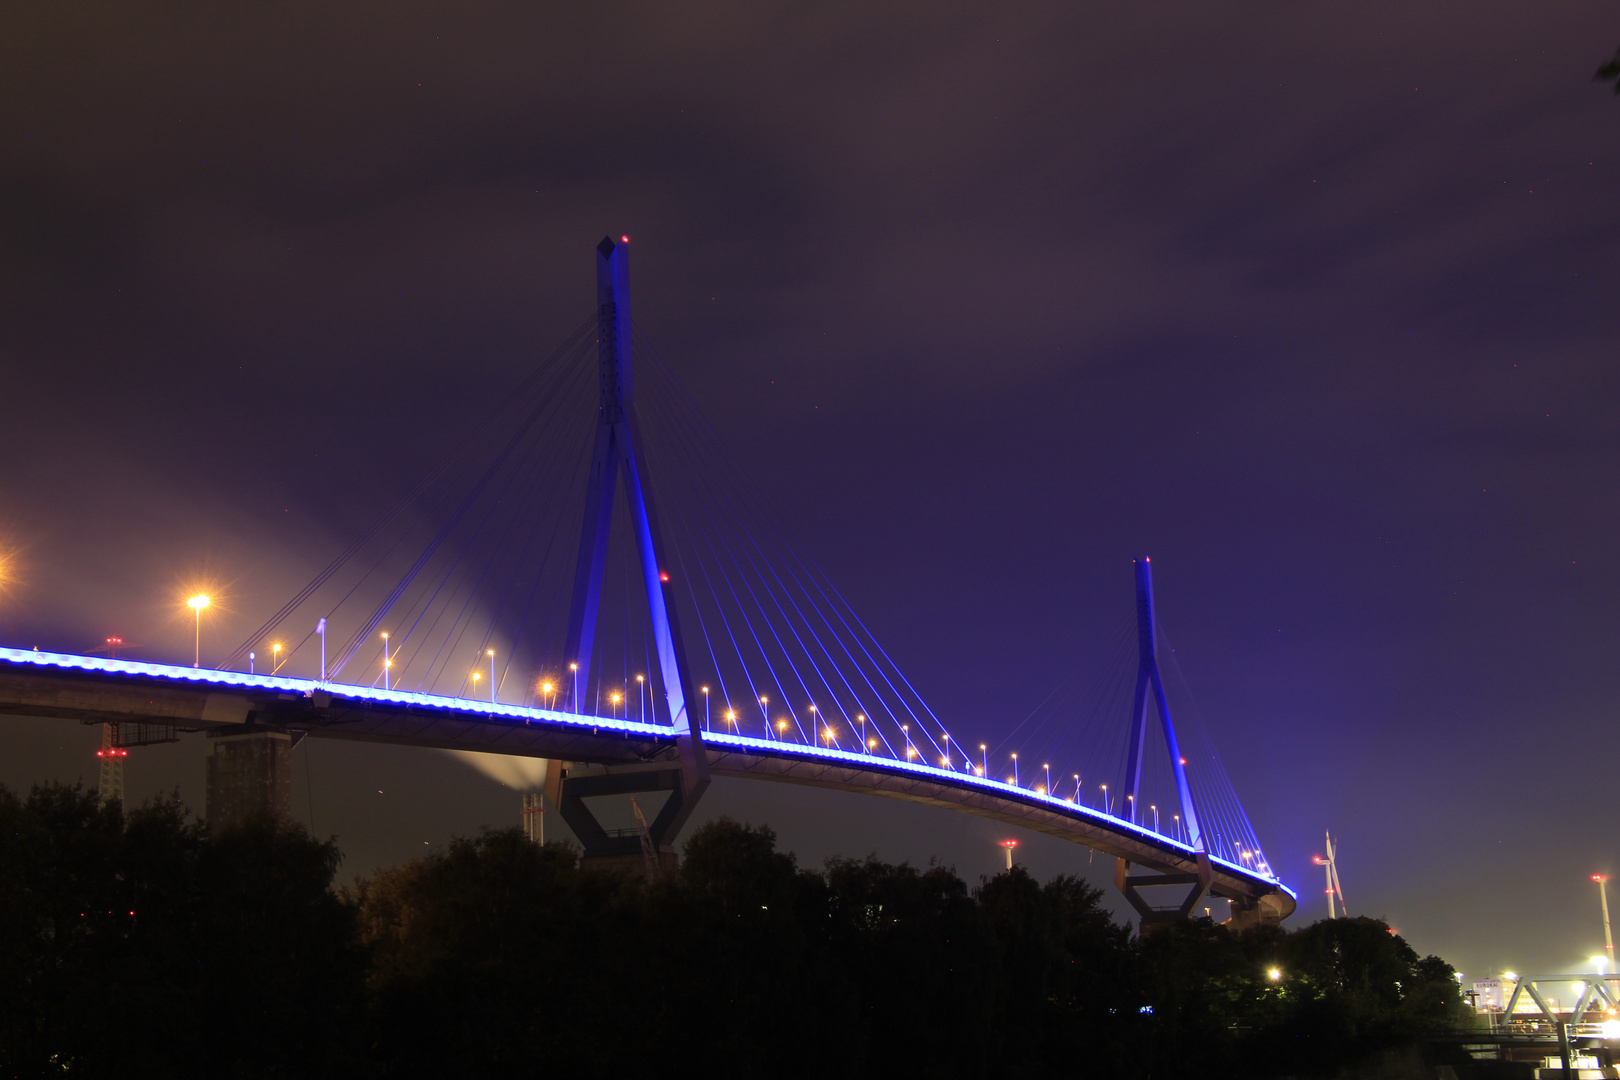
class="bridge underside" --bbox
[0,654,1293,922]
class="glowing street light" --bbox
[610,690,622,716]
[1011,753,1019,787]
[469,671,482,698]
[487,649,497,703]
[381,632,391,690]
[636,674,645,721]
[777,719,788,740]
[857,714,866,751]
[1043,763,1051,797]
[186,594,210,667]
[1150,804,1159,833]
[1101,783,1110,815]
[725,709,736,730]
[1267,967,1282,982]
[1073,773,1082,802]
[701,686,710,731]
[271,642,284,674]
[540,680,556,708]
[979,743,988,776]
[569,662,579,711]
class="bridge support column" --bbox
[205,729,292,831]
[1224,891,1293,933]
[555,761,685,874]
[1116,854,1213,935]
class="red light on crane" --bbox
[621,235,630,243]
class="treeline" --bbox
[1,783,1464,1078]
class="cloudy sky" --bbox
[3,2,1618,977]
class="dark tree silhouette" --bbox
[1,790,1464,1079]
[1597,46,1620,93]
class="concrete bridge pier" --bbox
[205,729,293,831]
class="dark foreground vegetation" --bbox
[1,783,1466,1079]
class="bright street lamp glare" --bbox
[186,594,211,666]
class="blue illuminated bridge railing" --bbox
[0,647,1293,902]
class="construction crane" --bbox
[1313,832,1347,918]
[630,796,659,876]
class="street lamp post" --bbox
[1595,875,1616,983]
[701,686,709,731]
[488,650,496,703]
[569,663,578,712]
[187,595,210,667]
[636,674,645,721]
[381,633,390,691]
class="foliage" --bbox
[1,788,1464,1078]
[0,782,361,1078]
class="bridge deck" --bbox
[0,647,1294,915]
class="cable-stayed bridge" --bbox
[0,237,1295,930]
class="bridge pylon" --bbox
[553,236,709,866]
[1115,557,1214,932]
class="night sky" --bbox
[3,3,1619,980]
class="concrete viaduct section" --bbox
[0,653,1294,923]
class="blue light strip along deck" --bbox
[1,646,1292,898]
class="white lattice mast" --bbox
[97,724,126,807]
[521,792,545,845]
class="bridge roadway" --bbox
[0,647,1295,918]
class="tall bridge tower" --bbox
[542,236,710,867]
